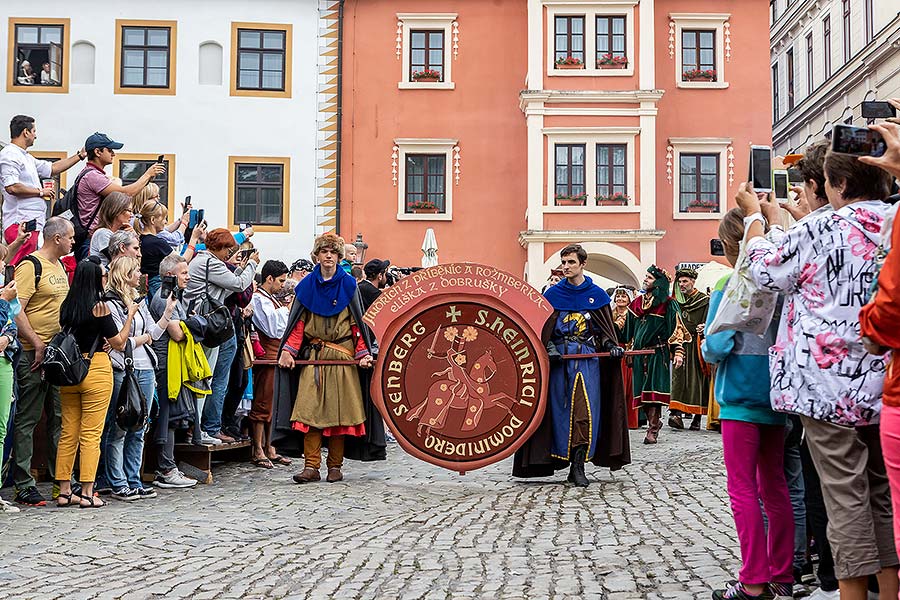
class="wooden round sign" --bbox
[363,264,552,473]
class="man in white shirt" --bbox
[248,260,291,468]
[0,115,84,264]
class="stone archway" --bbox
[540,242,643,290]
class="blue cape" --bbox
[294,263,357,317]
[543,276,611,312]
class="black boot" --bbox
[567,445,589,487]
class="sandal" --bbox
[55,491,78,508]
[80,495,105,509]
[268,455,292,466]
[251,457,274,469]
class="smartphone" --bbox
[710,239,725,256]
[861,101,897,119]
[157,154,165,164]
[749,145,773,192]
[773,170,789,204]
[832,124,887,157]
[788,167,805,184]
[160,274,176,300]
[183,195,191,214]
[238,223,249,232]
[138,274,148,297]
[197,208,205,224]
[24,219,37,232]
[4,264,15,285]
[188,209,199,228]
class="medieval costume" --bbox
[611,288,639,430]
[669,268,711,430]
[513,276,631,485]
[270,264,386,482]
[622,265,688,444]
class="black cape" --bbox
[512,304,631,477]
[270,290,387,461]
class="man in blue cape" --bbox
[513,244,631,486]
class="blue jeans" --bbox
[201,334,237,436]
[783,417,807,570]
[104,368,155,490]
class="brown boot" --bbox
[644,406,661,444]
[326,467,343,483]
[291,467,321,483]
[689,415,702,430]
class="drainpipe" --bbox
[335,0,344,235]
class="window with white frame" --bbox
[397,14,456,90]
[670,13,730,89]
[545,129,639,211]
[545,3,635,77]
[669,138,730,220]
[394,139,456,220]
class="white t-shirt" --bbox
[0,143,52,230]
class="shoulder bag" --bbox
[192,257,234,348]
[115,340,148,432]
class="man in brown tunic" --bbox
[668,268,711,430]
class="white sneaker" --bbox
[199,432,223,446]
[0,498,20,513]
[155,469,198,489]
[807,588,839,600]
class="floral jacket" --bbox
[745,200,889,426]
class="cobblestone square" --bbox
[0,428,736,600]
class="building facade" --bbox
[770,0,900,156]
[340,0,771,287]
[2,0,339,263]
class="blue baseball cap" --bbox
[84,132,124,151]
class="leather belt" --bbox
[308,337,354,358]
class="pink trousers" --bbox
[882,404,900,584]
[721,419,794,585]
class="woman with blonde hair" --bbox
[133,182,193,253]
[135,201,179,300]
[89,192,134,266]
[99,255,176,501]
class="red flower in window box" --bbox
[554,193,588,206]
[685,199,719,213]
[682,68,717,82]
[412,69,442,82]
[555,55,584,69]
[408,200,440,214]
[595,192,630,206]
[596,54,628,69]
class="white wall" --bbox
[1,0,320,264]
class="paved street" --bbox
[0,427,738,600]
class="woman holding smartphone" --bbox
[135,201,176,300]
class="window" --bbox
[230,23,292,98]
[409,31,444,81]
[595,16,626,67]
[405,155,446,213]
[227,157,290,231]
[787,49,795,111]
[770,1,777,24]
[806,33,814,94]
[7,18,69,93]
[823,16,832,79]
[772,63,780,121]
[865,0,874,43]
[554,16,585,66]
[842,0,851,62]
[114,21,176,95]
[554,144,586,202]
[595,144,626,201]
[679,154,719,213]
[844,114,853,125]
[682,30,716,81]
[114,154,174,211]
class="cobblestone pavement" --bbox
[0,426,738,600]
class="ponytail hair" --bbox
[135,200,167,235]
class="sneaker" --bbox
[155,469,198,489]
[807,589,839,600]
[0,498,21,513]
[198,432,223,446]
[110,487,140,502]
[95,486,113,496]
[712,582,773,599]
[135,487,157,499]
[14,486,47,507]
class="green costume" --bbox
[670,287,711,415]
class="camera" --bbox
[385,266,421,287]
[710,239,725,256]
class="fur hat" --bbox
[675,268,698,281]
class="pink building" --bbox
[341,1,771,288]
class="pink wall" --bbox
[341,1,528,272]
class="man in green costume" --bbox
[668,268,711,431]
[623,265,688,444]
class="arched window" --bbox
[199,41,222,85]
[71,41,95,84]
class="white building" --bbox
[770,0,900,155]
[2,0,342,263]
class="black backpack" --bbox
[52,167,100,247]
[42,329,100,386]
[190,257,234,348]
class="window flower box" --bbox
[555,193,588,207]
[685,202,718,213]
[555,56,584,70]
[596,193,629,206]
[682,68,717,82]
[412,69,442,83]
[596,54,628,69]
[409,201,440,214]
